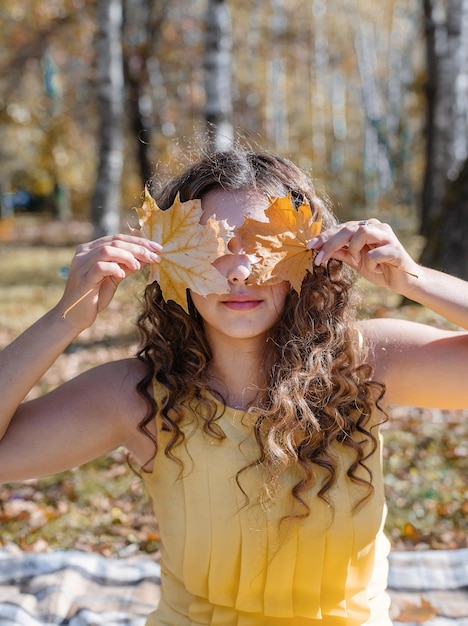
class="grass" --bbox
[0,214,467,555]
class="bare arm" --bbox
[0,307,80,440]
[358,318,468,409]
[398,264,468,330]
[0,358,153,483]
[0,235,161,482]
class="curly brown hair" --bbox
[135,149,385,517]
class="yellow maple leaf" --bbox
[237,195,322,293]
[135,188,230,312]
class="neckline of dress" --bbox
[204,389,258,414]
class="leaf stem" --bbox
[384,263,419,278]
[62,286,97,319]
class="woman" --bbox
[0,149,467,625]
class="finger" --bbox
[347,222,387,261]
[75,242,161,278]
[310,223,365,266]
[324,246,360,269]
[365,243,413,275]
[90,260,130,281]
[72,252,137,284]
[309,220,385,266]
[308,219,381,245]
[79,234,162,258]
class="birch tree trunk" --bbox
[204,0,233,152]
[266,0,288,151]
[91,0,124,238]
[420,0,468,277]
[351,15,393,204]
[310,0,328,167]
[123,0,170,187]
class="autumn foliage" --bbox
[135,189,230,311]
[135,191,322,307]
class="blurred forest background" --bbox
[0,0,467,555]
[0,0,467,275]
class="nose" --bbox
[214,235,252,284]
[227,260,251,283]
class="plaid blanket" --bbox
[388,549,468,625]
[0,547,467,625]
[0,549,161,625]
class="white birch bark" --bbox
[265,0,288,151]
[310,0,328,164]
[91,0,124,238]
[204,0,233,152]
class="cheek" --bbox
[270,283,290,314]
[190,292,218,321]
[190,292,207,312]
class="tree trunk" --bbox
[266,0,288,151]
[91,0,124,239]
[204,0,233,152]
[122,0,170,187]
[420,0,468,277]
[421,157,468,277]
[124,46,154,187]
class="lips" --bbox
[222,293,263,310]
[223,294,262,303]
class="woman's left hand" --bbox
[307,218,420,292]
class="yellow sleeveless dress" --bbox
[142,387,391,625]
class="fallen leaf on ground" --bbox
[237,195,322,293]
[135,189,230,311]
[396,598,438,623]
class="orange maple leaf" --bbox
[237,195,322,293]
[396,598,438,623]
[135,188,230,312]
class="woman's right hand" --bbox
[58,234,162,330]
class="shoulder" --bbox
[1,358,154,481]
[356,317,446,349]
[78,357,149,397]
[357,318,460,370]
[355,318,468,409]
[71,357,151,429]
[355,317,463,355]
[80,357,156,463]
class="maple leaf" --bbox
[237,195,322,293]
[395,598,438,623]
[135,188,230,312]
